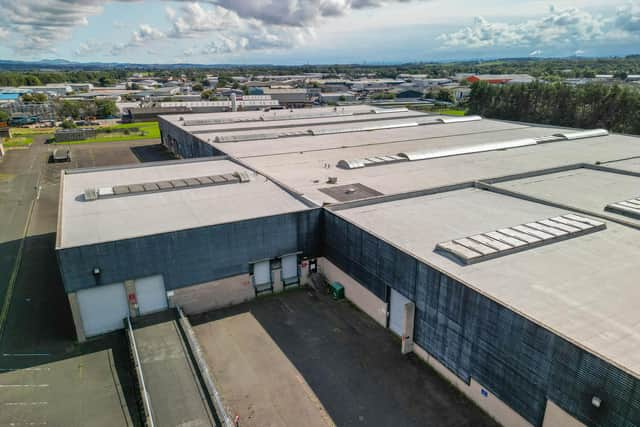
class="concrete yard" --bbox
[191,289,499,427]
[0,349,132,426]
[132,315,215,427]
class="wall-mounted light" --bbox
[92,266,101,276]
[592,396,602,408]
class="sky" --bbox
[1,0,640,64]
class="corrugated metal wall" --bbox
[58,209,322,293]
[158,119,223,158]
[324,210,640,427]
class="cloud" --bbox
[436,4,640,53]
[166,3,239,38]
[529,49,542,57]
[162,2,313,56]
[208,0,418,27]
[74,40,107,57]
[130,24,165,45]
[0,0,419,54]
[438,7,608,49]
[0,28,8,40]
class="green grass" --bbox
[435,109,467,116]
[55,121,160,145]
[3,136,33,147]
[11,127,57,136]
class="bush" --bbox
[123,129,130,135]
[60,119,77,129]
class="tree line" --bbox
[467,81,640,135]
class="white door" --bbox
[135,275,168,315]
[77,282,129,337]
[281,254,298,283]
[253,260,271,291]
[389,288,411,336]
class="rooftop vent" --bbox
[436,213,606,265]
[553,129,608,140]
[436,115,482,124]
[370,107,408,114]
[82,171,251,202]
[310,122,418,136]
[605,197,640,219]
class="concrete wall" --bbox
[318,257,387,327]
[169,273,255,315]
[413,344,533,427]
[542,400,587,427]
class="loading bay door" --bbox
[135,275,168,315]
[77,282,129,337]
[389,288,411,336]
[281,254,299,286]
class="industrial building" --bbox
[57,105,640,427]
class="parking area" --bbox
[0,137,173,427]
[0,349,133,427]
[191,289,499,427]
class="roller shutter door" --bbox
[253,260,271,292]
[135,275,168,315]
[281,254,299,284]
[389,288,411,336]
[77,282,128,337]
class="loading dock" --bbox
[77,282,129,337]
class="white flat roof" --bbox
[237,126,640,204]
[57,159,309,249]
[335,188,640,378]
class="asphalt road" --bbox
[0,137,173,427]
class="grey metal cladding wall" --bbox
[58,209,322,293]
[160,121,222,158]
[323,211,640,427]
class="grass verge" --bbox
[3,136,33,147]
[54,121,160,144]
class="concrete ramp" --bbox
[128,312,216,427]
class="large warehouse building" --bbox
[57,106,640,427]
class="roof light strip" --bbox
[605,197,640,219]
[436,214,606,265]
[83,171,251,201]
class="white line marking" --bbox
[3,353,51,357]
[0,384,49,388]
[4,401,48,406]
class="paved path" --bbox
[195,310,335,427]
[132,317,215,427]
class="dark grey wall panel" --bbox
[159,119,223,158]
[323,210,640,427]
[58,209,322,293]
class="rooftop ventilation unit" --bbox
[82,171,251,201]
[605,197,640,219]
[553,129,608,140]
[370,107,409,114]
[436,115,482,124]
[399,138,537,161]
[337,155,406,170]
[310,122,418,136]
[436,213,606,265]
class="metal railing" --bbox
[126,316,155,427]
[176,306,234,427]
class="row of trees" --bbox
[0,71,127,87]
[56,99,118,120]
[467,81,640,134]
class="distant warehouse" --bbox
[58,105,640,427]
